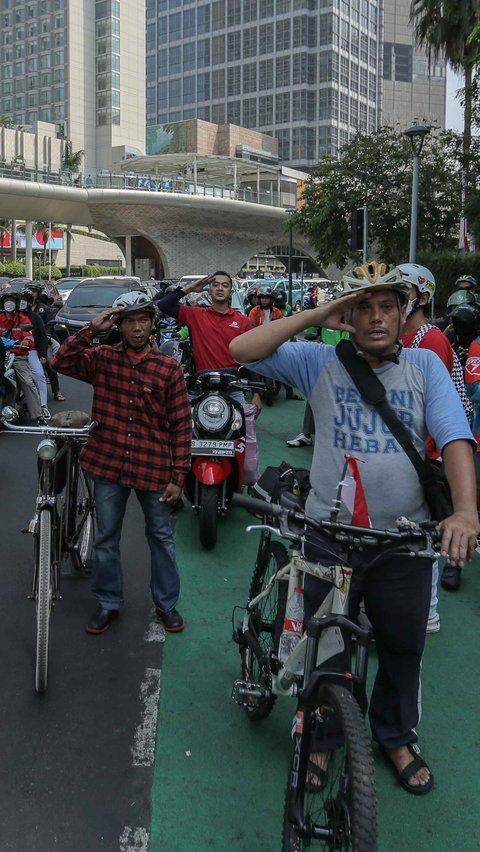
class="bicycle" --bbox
[231,492,440,851]
[1,409,96,693]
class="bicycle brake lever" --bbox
[246,524,279,535]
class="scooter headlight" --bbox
[196,395,230,432]
[37,439,58,460]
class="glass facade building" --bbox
[146,0,382,169]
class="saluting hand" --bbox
[90,307,125,332]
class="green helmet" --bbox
[446,289,476,313]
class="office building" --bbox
[0,0,145,171]
[382,0,446,128]
[146,0,383,170]
[146,1,446,171]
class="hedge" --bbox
[0,262,125,279]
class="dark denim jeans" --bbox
[91,478,180,613]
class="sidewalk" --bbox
[150,398,480,852]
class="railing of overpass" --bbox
[0,163,286,208]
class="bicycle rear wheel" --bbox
[35,509,54,694]
[68,466,94,572]
[241,541,289,721]
[282,683,377,851]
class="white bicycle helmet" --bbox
[397,263,436,302]
[341,262,410,301]
[112,290,155,315]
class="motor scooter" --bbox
[184,371,258,550]
[0,336,26,420]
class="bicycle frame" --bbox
[235,545,371,706]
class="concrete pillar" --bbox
[25,220,33,278]
[11,219,17,261]
[125,234,132,275]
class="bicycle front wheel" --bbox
[282,683,377,851]
[241,541,288,721]
[35,509,54,694]
[68,466,94,572]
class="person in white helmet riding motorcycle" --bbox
[399,263,474,598]
[230,260,478,796]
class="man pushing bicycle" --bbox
[230,261,478,796]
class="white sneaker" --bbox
[41,406,51,420]
[426,613,441,634]
[286,432,312,447]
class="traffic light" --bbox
[350,208,364,252]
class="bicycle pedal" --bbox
[232,679,270,708]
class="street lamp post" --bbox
[286,207,296,308]
[404,123,431,263]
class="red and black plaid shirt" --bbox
[52,326,192,491]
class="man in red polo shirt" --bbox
[156,271,262,412]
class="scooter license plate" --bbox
[191,439,235,456]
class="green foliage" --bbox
[464,189,480,240]
[59,264,124,277]
[417,248,480,312]
[63,143,85,173]
[0,261,25,276]
[292,127,464,268]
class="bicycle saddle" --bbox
[50,410,90,428]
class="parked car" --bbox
[54,277,146,343]
[55,277,87,302]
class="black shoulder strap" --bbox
[335,339,431,484]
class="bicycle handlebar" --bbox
[0,419,96,438]
[232,492,442,547]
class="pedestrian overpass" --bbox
[0,171,314,278]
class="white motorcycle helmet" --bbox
[112,290,156,316]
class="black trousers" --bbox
[304,536,433,750]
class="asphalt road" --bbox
[0,375,162,852]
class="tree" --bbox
[291,127,466,268]
[410,1,480,185]
[63,142,85,173]
[0,116,14,128]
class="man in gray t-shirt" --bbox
[230,263,478,796]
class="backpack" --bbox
[411,324,473,424]
[252,461,311,506]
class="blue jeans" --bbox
[92,478,180,612]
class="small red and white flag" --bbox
[339,455,371,528]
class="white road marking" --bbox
[131,667,162,767]
[119,826,150,851]
[143,619,165,643]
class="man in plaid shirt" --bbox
[52,292,192,635]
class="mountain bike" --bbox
[231,492,440,851]
[1,409,95,693]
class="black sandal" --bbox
[386,743,434,796]
[305,757,328,794]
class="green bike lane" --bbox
[150,399,480,852]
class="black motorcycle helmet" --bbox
[273,290,286,307]
[450,303,480,347]
[257,285,274,301]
